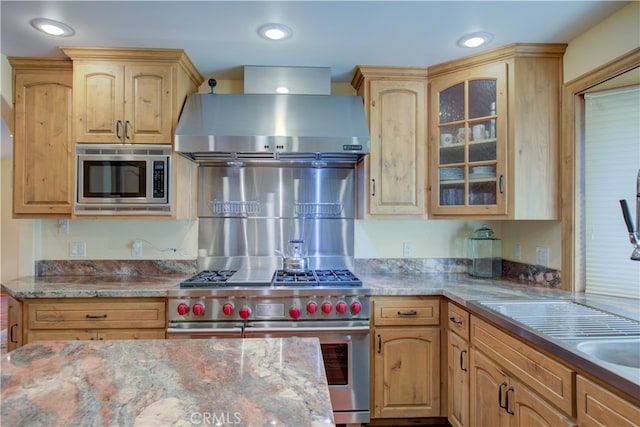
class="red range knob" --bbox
[321,302,333,314]
[289,306,301,319]
[239,306,252,320]
[306,301,318,314]
[336,301,348,314]
[177,303,190,316]
[192,303,205,316]
[222,302,234,316]
[351,301,363,314]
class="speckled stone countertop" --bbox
[2,272,639,400]
[1,337,334,427]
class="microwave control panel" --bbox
[153,161,166,199]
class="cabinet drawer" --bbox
[471,316,574,415]
[373,297,440,326]
[447,302,470,340]
[577,375,640,427]
[26,298,166,330]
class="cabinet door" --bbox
[6,294,23,351]
[13,70,73,215]
[509,380,576,427]
[73,62,125,143]
[368,79,425,216]
[448,331,469,427]
[429,62,507,216]
[577,375,640,427]
[124,64,173,144]
[469,349,509,427]
[373,327,440,418]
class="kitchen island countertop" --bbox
[0,337,334,427]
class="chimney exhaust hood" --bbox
[174,67,370,163]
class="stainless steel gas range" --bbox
[167,268,371,425]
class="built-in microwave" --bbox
[75,144,171,215]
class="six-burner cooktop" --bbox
[180,269,362,288]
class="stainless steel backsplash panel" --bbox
[197,163,356,268]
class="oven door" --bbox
[244,321,370,424]
[167,322,243,339]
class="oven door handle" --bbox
[167,327,243,334]
[246,325,370,334]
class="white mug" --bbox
[472,124,486,141]
[440,133,454,145]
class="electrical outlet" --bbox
[514,243,522,260]
[58,219,69,234]
[536,246,549,266]
[132,240,142,257]
[70,242,86,257]
[403,242,412,257]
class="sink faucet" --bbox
[619,169,640,261]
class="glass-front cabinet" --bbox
[430,62,507,216]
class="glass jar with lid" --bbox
[468,224,502,277]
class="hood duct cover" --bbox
[174,93,370,162]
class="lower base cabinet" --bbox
[371,297,441,419]
[448,330,469,427]
[577,375,640,427]
[23,298,166,343]
[470,349,575,427]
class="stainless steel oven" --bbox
[167,270,371,425]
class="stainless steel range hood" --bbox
[175,67,370,163]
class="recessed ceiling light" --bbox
[257,23,293,41]
[457,32,493,48]
[30,18,75,37]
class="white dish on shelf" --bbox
[440,169,464,181]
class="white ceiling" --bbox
[0,1,631,82]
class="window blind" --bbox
[584,86,640,299]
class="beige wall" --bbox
[564,2,640,83]
[2,4,637,277]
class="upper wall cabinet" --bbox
[352,66,428,218]
[10,58,74,217]
[61,48,203,145]
[428,44,566,219]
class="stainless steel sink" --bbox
[576,338,640,369]
[475,300,640,340]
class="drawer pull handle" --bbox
[498,382,508,409]
[460,349,467,372]
[86,314,108,319]
[505,386,515,415]
[397,310,417,316]
[449,316,463,325]
[10,323,19,343]
[377,334,382,354]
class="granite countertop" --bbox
[1,337,334,427]
[2,271,639,400]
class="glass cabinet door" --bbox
[431,63,506,215]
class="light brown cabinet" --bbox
[23,297,166,344]
[427,43,566,219]
[576,375,640,427]
[62,47,202,145]
[6,293,23,351]
[470,315,575,426]
[351,66,428,218]
[371,297,440,418]
[9,58,74,217]
[470,348,575,427]
[447,303,470,427]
